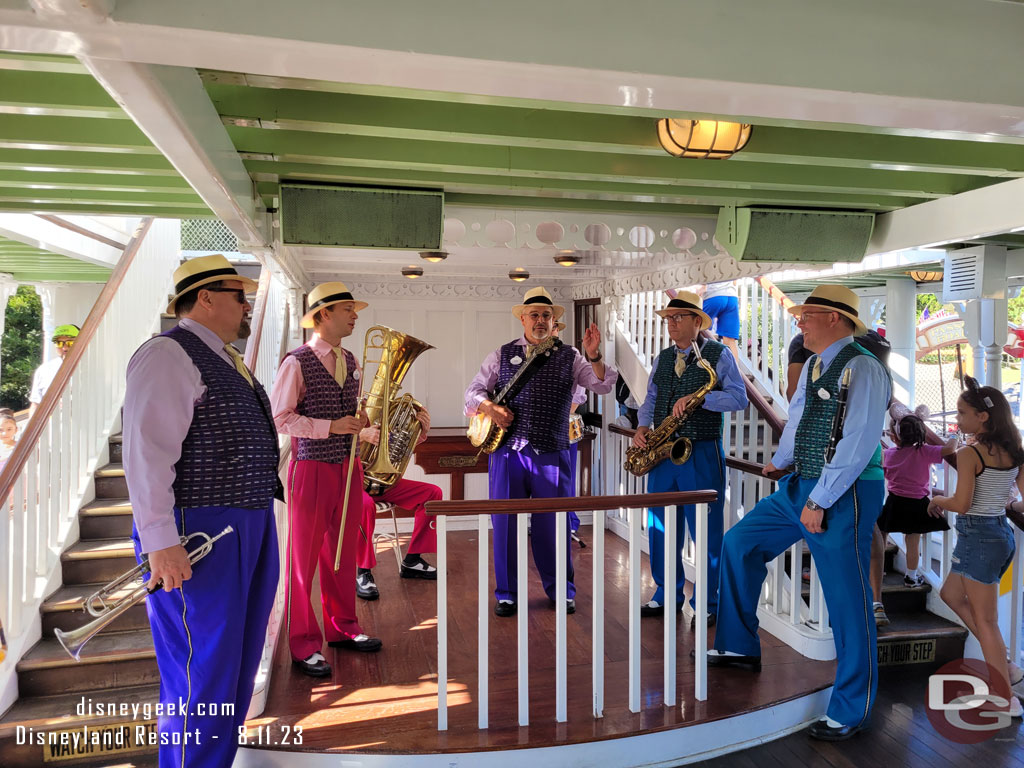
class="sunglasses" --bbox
[205,287,247,304]
[55,339,76,348]
[663,312,696,324]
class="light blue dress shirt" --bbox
[773,336,891,509]
[636,339,749,427]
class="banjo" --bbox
[467,336,562,454]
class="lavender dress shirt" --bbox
[123,318,245,554]
[465,335,617,415]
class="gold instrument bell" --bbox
[358,326,434,495]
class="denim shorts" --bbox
[950,514,1016,585]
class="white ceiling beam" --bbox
[869,177,1024,256]
[0,212,123,267]
[2,1,1024,139]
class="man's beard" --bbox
[237,318,252,339]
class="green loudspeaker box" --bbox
[281,184,444,249]
[715,206,874,263]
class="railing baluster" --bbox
[556,509,567,723]
[664,499,676,707]
[478,513,488,729]
[629,504,641,713]
[437,514,448,731]
[695,501,708,702]
[592,508,605,718]
[517,513,529,726]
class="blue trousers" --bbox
[715,475,883,728]
[645,439,725,613]
[132,503,279,768]
[490,444,575,601]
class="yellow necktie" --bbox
[332,346,348,387]
[674,349,687,377]
[224,344,254,388]
[526,344,536,357]
[811,357,822,382]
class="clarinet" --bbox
[825,367,853,465]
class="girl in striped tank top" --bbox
[929,377,1023,718]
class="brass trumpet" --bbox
[55,526,234,661]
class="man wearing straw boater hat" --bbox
[465,287,617,616]
[704,285,891,742]
[631,289,748,626]
[270,281,381,678]
[123,254,279,768]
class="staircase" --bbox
[0,433,159,767]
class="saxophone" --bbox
[359,326,435,495]
[623,341,718,476]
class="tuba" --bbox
[359,326,434,495]
[623,341,717,476]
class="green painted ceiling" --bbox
[199,69,1024,218]
[0,234,112,282]
[0,52,208,218]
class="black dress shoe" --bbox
[494,600,517,617]
[690,648,762,671]
[292,654,332,677]
[356,569,379,601]
[328,634,383,652]
[548,597,576,614]
[400,555,438,580]
[640,601,664,617]
[808,719,862,741]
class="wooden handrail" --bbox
[426,490,718,518]
[243,268,272,370]
[608,423,788,481]
[0,218,153,498]
[35,214,128,250]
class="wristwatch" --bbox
[805,500,824,512]
[586,352,603,363]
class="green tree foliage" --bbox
[917,293,943,321]
[1,286,42,410]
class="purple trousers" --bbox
[489,444,575,601]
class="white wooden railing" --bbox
[0,218,180,713]
[429,490,712,731]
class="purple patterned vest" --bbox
[163,326,279,510]
[497,340,575,453]
[289,344,360,463]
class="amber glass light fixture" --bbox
[553,250,580,267]
[419,250,448,263]
[401,265,424,279]
[907,270,943,283]
[508,268,530,282]
[657,118,752,159]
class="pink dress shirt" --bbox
[123,318,244,554]
[270,335,362,439]
[465,335,617,414]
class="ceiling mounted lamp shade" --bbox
[907,269,943,282]
[657,118,752,159]
[401,265,424,279]
[554,250,581,267]
[419,250,448,263]
[508,268,530,282]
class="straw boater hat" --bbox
[301,281,369,329]
[788,285,867,335]
[555,321,567,332]
[654,289,712,330]
[512,286,564,321]
[166,254,259,314]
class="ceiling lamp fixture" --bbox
[401,265,424,279]
[419,250,448,263]
[508,268,530,282]
[657,118,752,159]
[907,270,943,283]
[554,250,580,267]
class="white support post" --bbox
[629,505,641,713]
[1009,528,1023,668]
[555,509,567,723]
[695,502,708,702]
[517,513,529,726]
[437,514,448,731]
[478,513,488,730]
[593,508,605,718]
[980,297,1008,389]
[885,278,917,405]
[664,499,677,707]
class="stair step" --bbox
[40,583,149,637]
[94,464,127,499]
[0,684,160,767]
[16,630,157,697]
[877,610,968,668]
[80,499,133,539]
[62,538,136,585]
[109,433,122,464]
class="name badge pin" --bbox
[353,370,360,380]
[818,388,830,400]
[510,355,523,365]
